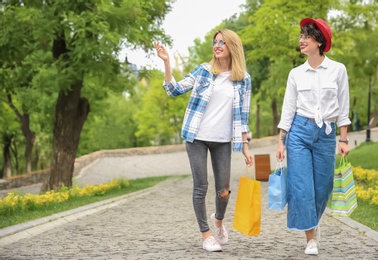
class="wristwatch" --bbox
[339,139,349,144]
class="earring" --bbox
[318,44,321,47]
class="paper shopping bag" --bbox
[330,156,358,216]
[233,166,261,236]
[268,162,288,210]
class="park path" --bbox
[0,129,377,259]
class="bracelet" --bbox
[243,141,249,144]
[339,139,349,144]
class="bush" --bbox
[0,179,130,217]
[353,167,378,205]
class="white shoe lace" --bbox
[215,226,226,239]
[206,236,219,246]
[309,239,319,248]
[305,239,319,254]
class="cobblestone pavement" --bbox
[0,129,378,259]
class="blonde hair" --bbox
[209,29,247,81]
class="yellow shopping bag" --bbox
[233,165,261,236]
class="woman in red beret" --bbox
[276,18,351,255]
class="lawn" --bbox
[338,141,378,231]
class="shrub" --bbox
[353,167,378,205]
[0,179,130,217]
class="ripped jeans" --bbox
[186,140,231,233]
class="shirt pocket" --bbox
[321,82,338,100]
[195,78,211,96]
[236,85,245,103]
[296,83,313,101]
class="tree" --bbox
[134,69,188,146]
[0,4,41,174]
[241,0,333,136]
[0,101,21,178]
[1,0,173,190]
[78,88,140,155]
[331,0,378,131]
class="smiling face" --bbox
[299,34,321,55]
[213,33,231,59]
[299,24,327,56]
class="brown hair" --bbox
[301,23,327,56]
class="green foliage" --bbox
[0,0,174,177]
[330,2,378,130]
[134,69,188,146]
[78,90,139,155]
[1,0,378,180]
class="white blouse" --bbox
[278,56,351,134]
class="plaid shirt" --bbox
[163,64,252,152]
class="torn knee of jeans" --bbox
[218,189,231,198]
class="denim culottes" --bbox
[286,114,336,231]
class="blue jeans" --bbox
[286,114,336,230]
[186,140,231,233]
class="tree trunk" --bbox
[44,81,89,191]
[21,115,35,172]
[255,103,261,139]
[2,134,13,178]
[32,147,40,170]
[41,31,89,191]
[6,93,36,173]
[271,98,279,136]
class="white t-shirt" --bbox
[196,71,233,142]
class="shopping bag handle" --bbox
[274,161,283,172]
[244,165,257,180]
[339,155,349,167]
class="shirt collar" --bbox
[303,55,330,71]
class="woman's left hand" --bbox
[338,142,350,156]
[243,148,254,166]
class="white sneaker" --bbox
[202,236,222,252]
[210,213,228,244]
[305,239,319,255]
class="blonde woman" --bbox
[154,29,253,252]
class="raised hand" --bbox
[154,42,169,62]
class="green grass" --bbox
[0,175,188,229]
[337,141,378,170]
[349,198,378,231]
[336,141,378,231]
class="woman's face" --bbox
[299,34,321,55]
[212,33,230,59]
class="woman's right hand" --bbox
[154,42,169,62]
[276,129,287,162]
[276,143,286,162]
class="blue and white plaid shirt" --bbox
[163,64,252,152]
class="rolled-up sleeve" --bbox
[336,65,351,127]
[241,74,252,133]
[163,75,194,97]
[277,70,297,132]
[163,65,206,97]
